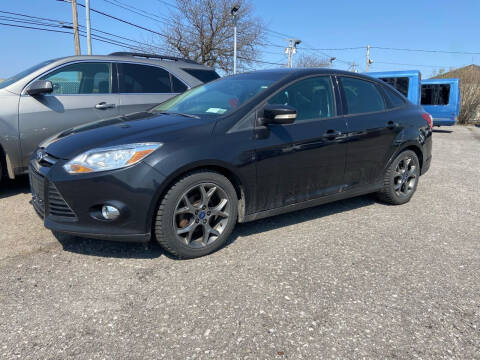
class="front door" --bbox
[254,75,348,211]
[18,62,118,167]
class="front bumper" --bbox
[29,155,166,243]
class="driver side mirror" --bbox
[259,104,297,125]
[26,80,53,96]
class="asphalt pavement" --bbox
[0,125,478,359]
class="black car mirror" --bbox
[261,104,297,125]
[26,80,53,96]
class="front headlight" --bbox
[63,143,162,174]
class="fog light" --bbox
[101,205,120,220]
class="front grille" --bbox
[30,169,46,218]
[47,182,77,219]
[29,164,78,221]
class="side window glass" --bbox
[41,62,111,94]
[340,77,385,114]
[421,84,450,105]
[383,86,406,108]
[267,76,336,122]
[119,63,172,93]
[171,75,188,93]
[379,77,409,97]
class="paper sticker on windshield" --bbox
[206,108,227,114]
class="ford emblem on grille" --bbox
[36,149,45,162]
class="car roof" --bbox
[235,67,387,83]
[3,53,216,94]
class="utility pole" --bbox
[85,0,92,55]
[231,5,240,74]
[71,0,81,55]
[349,62,359,73]
[366,45,373,72]
[286,39,301,68]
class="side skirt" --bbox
[241,183,382,223]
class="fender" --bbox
[143,158,251,234]
[0,144,16,179]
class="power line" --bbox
[0,21,74,35]
[371,46,480,55]
[303,46,365,51]
[59,0,169,38]
[237,56,284,66]
[0,10,72,24]
[374,61,451,69]
[0,11,165,52]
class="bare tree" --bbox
[295,54,331,68]
[434,65,480,124]
[147,0,265,73]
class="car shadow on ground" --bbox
[54,194,376,260]
[0,175,30,199]
[433,129,453,133]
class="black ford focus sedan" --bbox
[30,68,432,258]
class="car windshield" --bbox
[152,73,282,117]
[0,59,57,89]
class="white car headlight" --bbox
[63,143,162,174]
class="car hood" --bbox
[42,111,216,160]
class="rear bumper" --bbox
[433,118,456,126]
[421,154,431,175]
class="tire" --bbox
[377,150,420,205]
[0,153,4,185]
[154,170,238,259]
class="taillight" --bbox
[422,113,433,130]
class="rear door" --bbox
[116,63,188,115]
[338,76,401,189]
[18,61,118,167]
[421,79,460,126]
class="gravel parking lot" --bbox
[0,126,479,359]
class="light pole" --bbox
[366,45,373,72]
[231,5,240,74]
[85,0,92,55]
[286,39,301,68]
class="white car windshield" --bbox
[0,59,57,89]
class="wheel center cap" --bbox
[198,211,206,219]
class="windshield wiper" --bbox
[157,111,200,119]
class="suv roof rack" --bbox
[108,52,199,65]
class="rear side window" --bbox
[171,75,187,93]
[182,68,220,83]
[379,77,409,97]
[339,77,385,114]
[382,85,406,108]
[41,62,111,94]
[421,84,450,105]
[118,63,171,93]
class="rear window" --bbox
[182,68,220,83]
[379,77,409,97]
[421,84,450,105]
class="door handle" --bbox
[323,129,341,140]
[95,102,116,110]
[386,121,399,129]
